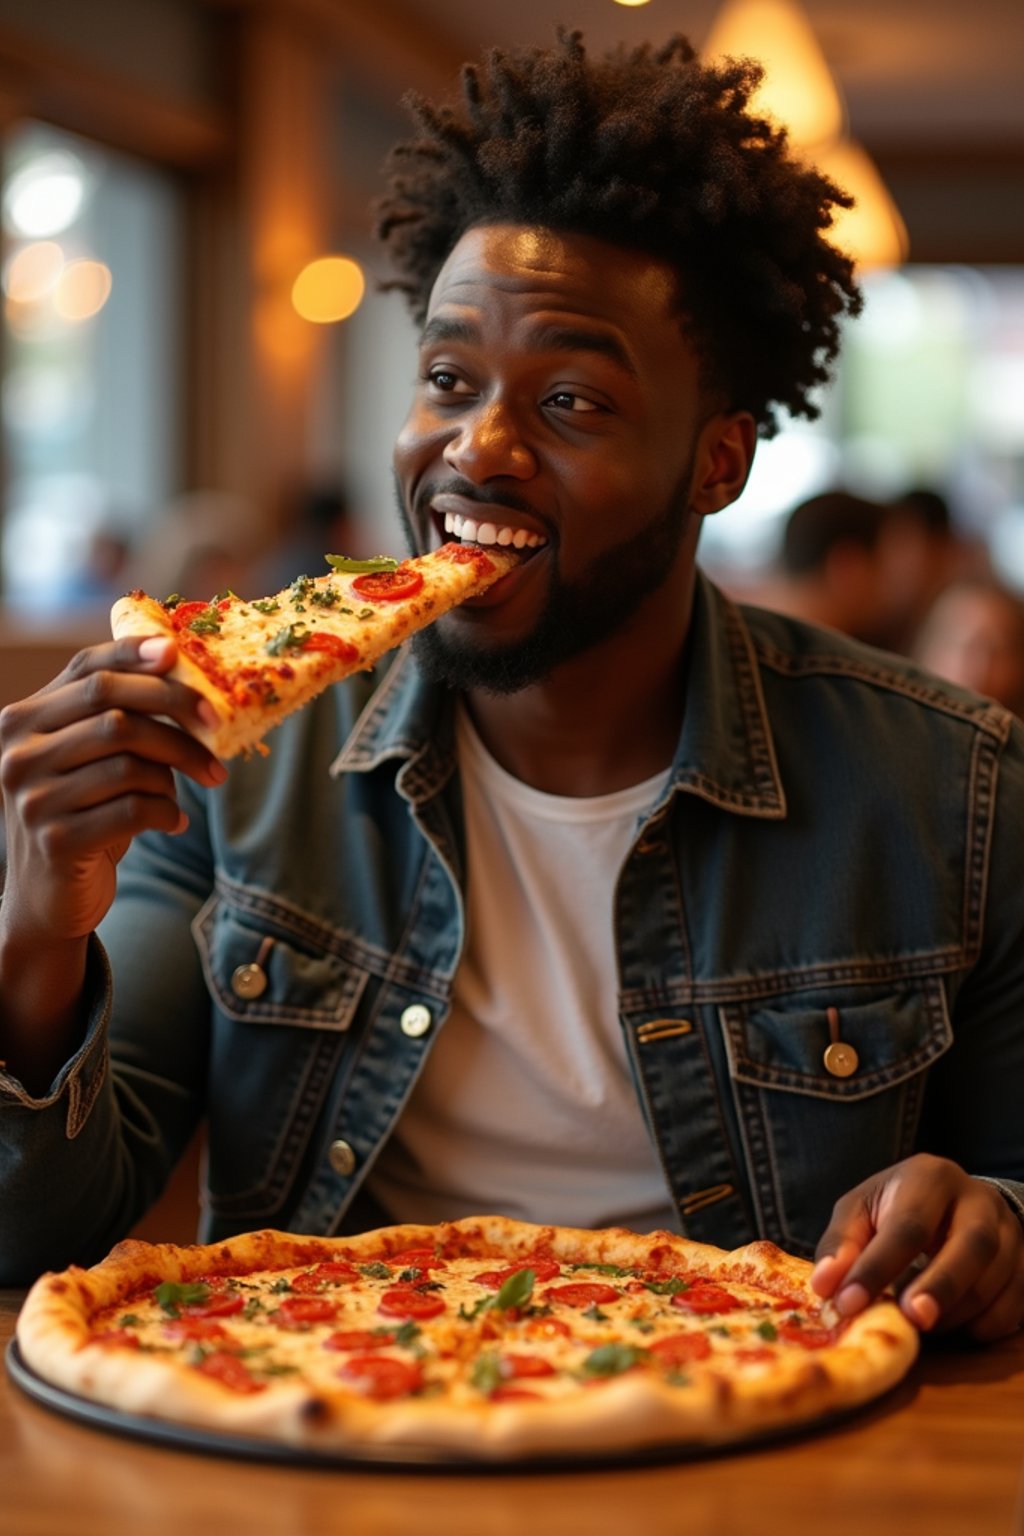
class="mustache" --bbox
[414,477,545,523]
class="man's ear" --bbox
[690,411,757,517]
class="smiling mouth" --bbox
[441,510,548,552]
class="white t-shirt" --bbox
[369,707,679,1233]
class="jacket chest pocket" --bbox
[192,897,373,1220]
[720,976,953,1255]
[195,898,368,1030]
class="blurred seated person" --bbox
[773,490,900,647]
[880,487,964,653]
[914,578,1024,717]
[251,481,367,592]
[128,491,255,601]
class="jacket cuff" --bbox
[0,936,111,1138]
[977,1175,1024,1229]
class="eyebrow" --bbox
[419,316,639,380]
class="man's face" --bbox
[393,223,716,693]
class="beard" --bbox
[395,463,695,695]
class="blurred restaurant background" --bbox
[0,0,1023,698]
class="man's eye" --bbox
[426,369,469,394]
[545,391,599,413]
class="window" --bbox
[2,121,184,613]
[700,265,1024,592]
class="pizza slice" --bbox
[110,543,518,759]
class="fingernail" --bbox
[197,699,220,727]
[208,759,228,784]
[835,1282,870,1316]
[907,1292,940,1331]
[139,636,170,662]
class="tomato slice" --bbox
[290,1262,360,1292]
[670,1284,742,1315]
[734,1345,777,1363]
[387,1248,445,1273]
[777,1320,836,1350]
[323,1329,396,1352]
[299,632,359,661]
[474,1260,562,1288]
[523,1316,573,1341]
[436,543,496,568]
[648,1330,713,1366]
[170,600,213,629]
[93,1329,142,1350]
[161,1318,231,1344]
[377,1286,447,1320]
[182,1290,245,1319]
[499,1353,557,1379]
[339,1355,424,1401]
[273,1296,339,1328]
[542,1282,621,1309]
[194,1351,265,1394]
[351,568,424,602]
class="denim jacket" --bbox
[3,572,1024,1283]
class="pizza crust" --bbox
[15,1218,919,1459]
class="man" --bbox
[774,490,901,646]
[2,32,1022,1343]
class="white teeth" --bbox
[441,510,546,549]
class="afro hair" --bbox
[375,29,862,437]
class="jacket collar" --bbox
[332,570,785,820]
[667,571,786,819]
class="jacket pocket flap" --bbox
[194,896,368,1030]
[721,977,953,1101]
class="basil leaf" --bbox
[643,1276,688,1296]
[581,1342,649,1377]
[154,1280,210,1317]
[567,1263,635,1277]
[188,611,222,634]
[265,623,309,656]
[470,1352,503,1395]
[756,1319,778,1341]
[494,1268,536,1311]
[325,554,399,574]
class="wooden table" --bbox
[3,1286,1023,1536]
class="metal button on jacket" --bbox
[823,1041,860,1078]
[400,1003,433,1039]
[231,963,267,1000]
[328,1140,357,1177]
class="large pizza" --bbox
[13,1217,919,1462]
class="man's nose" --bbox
[442,399,537,482]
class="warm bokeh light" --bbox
[612,1,653,8]
[291,255,365,324]
[3,241,65,303]
[53,259,113,322]
[815,139,909,272]
[3,151,86,239]
[703,0,845,149]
